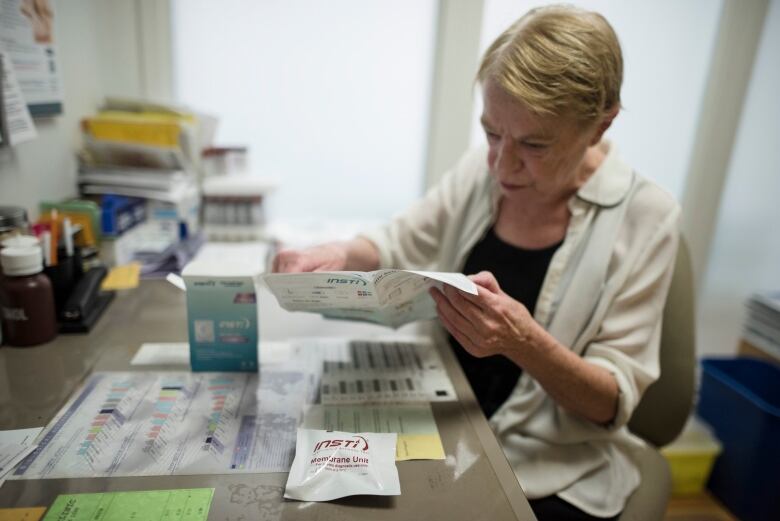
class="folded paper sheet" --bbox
[264,270,478,328]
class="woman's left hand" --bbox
[433,271,620,424]
[429,271,537,360]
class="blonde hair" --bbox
[478,4,623,123]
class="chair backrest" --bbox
[628,237,696,447]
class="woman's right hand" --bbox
[271,243,349,273]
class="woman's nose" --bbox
[495,141,520,175]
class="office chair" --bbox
[618,238,696,521]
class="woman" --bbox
[273,5,679,520]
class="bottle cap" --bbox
[0,235,40,250]
[0,246,44,277]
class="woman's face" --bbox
[481,79,598,206]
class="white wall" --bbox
[0,0,144,219]
[470,0,722,200]
[697,0,780,356]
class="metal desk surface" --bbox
[0,280,536,520]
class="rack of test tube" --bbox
[201,175,277,241]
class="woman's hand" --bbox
[429,271,536,360]
[271,237,381,273]
[432,270,620,425]
[271,243,349,273]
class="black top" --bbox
[449,227,562,418]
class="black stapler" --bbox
[59,266,116,333]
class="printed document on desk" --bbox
[314,337,456,404]
[303,404,445,461]
[264,270,478,328]
[10,371,319,479]
[43,489,214,521]
[0,427,42,487]
[10,338,454,479]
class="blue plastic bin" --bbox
[697,357,780,521]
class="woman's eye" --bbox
[524,142,547,150]
[485,131,500,141]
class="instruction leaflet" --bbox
[264,270,477,328]
[12,338,454,479]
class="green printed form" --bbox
[42,489,214,521]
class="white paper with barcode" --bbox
[314,338,456,404]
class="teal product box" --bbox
[182,259,260,372]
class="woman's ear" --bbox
[590,104,620,146]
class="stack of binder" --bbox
[743,292,780,359]
[77,98,215,271]
[79,99,212,194]
[78,98,215,234]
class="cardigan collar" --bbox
[574,142,634,208]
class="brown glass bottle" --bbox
[0,246,58,347]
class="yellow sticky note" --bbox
[397,434,446,461]
[101,263,141,291]
[0,507,47,521]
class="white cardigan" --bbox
[361,143,680,517]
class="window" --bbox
[172,0,437,221]
[698,1,780,356]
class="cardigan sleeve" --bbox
[582,199,681,430]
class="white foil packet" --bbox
[284,429,401,501]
